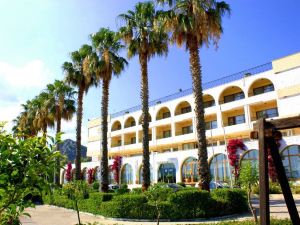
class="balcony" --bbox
[249,100,278,122]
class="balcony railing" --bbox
[176,131,193,136]
[111,143,121,148]
[111,62,272,118]
[156,135,171,139]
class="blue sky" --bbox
[0,0,300,144]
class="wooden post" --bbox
[258,119,270,225]
[267,133,300,224]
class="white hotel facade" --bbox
[63,52,300,187]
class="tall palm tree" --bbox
[119,1,169,190]
[63,44,95,180]
[46,80,76,185]
[88,28,128,192]
[156,0,230,190]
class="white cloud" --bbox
[0,60,54,89]
[0,60,55,132]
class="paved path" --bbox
[20,194,300,225]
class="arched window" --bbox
[241,149,258,167]
[94,166,101,181]
[138,165,153,184]
[181,157,198,183]
[124,117,136,128]
[156,107,171,120]
[109,167,115,184]
[219,86,245,104]
[281,145,300,179]
[158,163,176,183]
[121,164,133,184]
[175,101,192,116]
[209,154,232,182]
[62,170,66,184]
[111,121,122,131]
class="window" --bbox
[205,120,217,130]
[130,121,136,127]
[158,163,176,183]
[210,154,232,182]
[204,100,215,108]
[121,164,133,184]
[162,111,171,119]
[182,157,198,183]
[117,140,122,146]
[256,108,278,119]
[253,84,274,96]
[182,125,193,134]
[130,137,136,144]
[224,92,245,103]
[163,130,171,138]
[182,143,197,150]
[228,115,245,126]
[281,145,300,179]
[181,106,191,114]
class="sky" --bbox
[0,0,300,145]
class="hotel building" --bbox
[63,52,300,187]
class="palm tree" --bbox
[156,0,230,190]
[119,1,169,190]
[89,28,128,192]
[46,80,76,185]
[32,92,55,136]
[63,44,96,180]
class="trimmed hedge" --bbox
[44,188,248,220]
[211,189,248,215]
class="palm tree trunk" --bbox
[55,108,62,186]
[139,53,150,191]
[101,79,110,192]
[187,35,210,191]
[75,86,84,180]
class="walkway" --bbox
[20,194,300,225]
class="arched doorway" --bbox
[121,164,133,184]
[209,154,232,182]
[158,163,176,183]
[181,157,198,183]
[240,149,258,167]
[281,145,300,179]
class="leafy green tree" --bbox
[46,80,76,185]
[0,131,60,224]
[63,181,89,225]
[63,45,96,180]
[89,28,128,192]
[119,1,168,191]
[145,183,172,225]
[156,0,230,190]
[240,161,259,224]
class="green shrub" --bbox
[101,193,114,202]
[100,194,151,219]
[115,185,130,194]
[211,189,248,215]
[92,182,100,191]
[131,187,142,194]
[269,182,282,194]
[168,189,213,218]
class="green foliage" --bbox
[240,161,259,189]
[168,189,213,218]
[115,184,130,194]
[131,187,142,194]
[190,219,292,225]
[211,189,248,215]
[92,181,100,191]
[0,134,60,224]
[176,182,186,187]
[253,182,282,194]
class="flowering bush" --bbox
[87,168,96,184]
[227,139,246,182]
[111,156,122,184]
[65,162,72,182]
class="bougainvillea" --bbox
[87,168,96,184]
[111,156,122,184]
[227,139,246,182]
[65,162,72,182]
[267,131,282,182]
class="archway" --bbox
[158,162,176,183]
[120,164,133,184]
[181,157,198,183]
[209,154,232,182]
